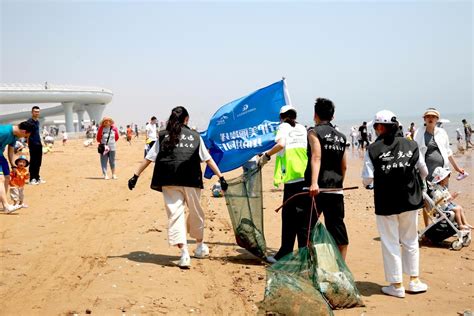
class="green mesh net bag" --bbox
[260,220,364,314]
[310,222,364,309]
[224,166,267,259]
[259,247,334,316]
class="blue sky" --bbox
[1,1,472,129]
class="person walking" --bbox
[145,116,158,156]
[358,121,370,149]
[27,106,45,185]
[0,121,34,213]
[362,110,429,298]
[134,124,139,139]
[414,108,465,182]
[308,98,349,260]
[126,125,133,145]
[96,117,119,180]
[462,119,473,149]
[259,105,318,263]
[9,155,30,208]
[409,122,416,140]
[127,106,228,269]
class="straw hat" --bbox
[100,117,114,126]
[423,109,440,118]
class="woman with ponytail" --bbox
[128,106,228,269]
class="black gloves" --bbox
[128,174,139,190]
[219,176,228,191]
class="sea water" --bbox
[313,112,474,144]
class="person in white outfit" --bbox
[362,110,429,298]
[128,106,228,269]
[413,108,465,227]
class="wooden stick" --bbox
[273,186,359,213]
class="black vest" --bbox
[150,126,203,192]
[368,135,423,215]
[304,123,346,189]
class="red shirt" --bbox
[10,167,30,187]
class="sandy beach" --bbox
[1,137,473,315]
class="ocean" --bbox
[312,112,473,145]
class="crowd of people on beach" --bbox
[1,101,472,302]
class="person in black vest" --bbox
[305,98,349,260]
[127,106,228,269]
[361,110,429,298]
[27,106,45,185]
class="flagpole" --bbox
[282,76,292,106]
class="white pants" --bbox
[376,211,419,283]
[162,186,205,246]
[10,187,24,203]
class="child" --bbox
[62,131,68,146]
[431,166,472,231]
[126,125,133,145]
[9,155,30,208]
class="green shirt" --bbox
[273,122,308,187]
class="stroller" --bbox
[419,191,471,250]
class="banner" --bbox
[201,79,291,178]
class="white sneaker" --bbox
[194,243,209,259]
[5,204,21,214]
[408,280,428,293]
[104,174,109,180]
[29,179,38,185]
[266,256,277,263]
[381,285,405,298]
[112,174,118,180]
[178,253,191,268]
[38,179,46,184]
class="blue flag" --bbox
[201,79,291,178]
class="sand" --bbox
[1,137,473,315]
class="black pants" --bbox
[360,137,370,149]
[274,181,316,260]
[317,193,349,245]
[29,144,43,181]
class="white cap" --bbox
[373,110,397,124]
[432,166,451,183]
[280,105,297,114]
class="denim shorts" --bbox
[444,202,457,211]
[0,155,10,176]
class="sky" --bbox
[1,0,472,129]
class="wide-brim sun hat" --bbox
[432,166,451,183]
[423,109,440,118]
[100,117,114,125]
[280,105,297,114]
[15,155,29,167]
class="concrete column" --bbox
[63,102,75,132]
[76,109,85,131]
[85,104,106,125]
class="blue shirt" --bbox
[27,118,42,146]
[0,125,17,154]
